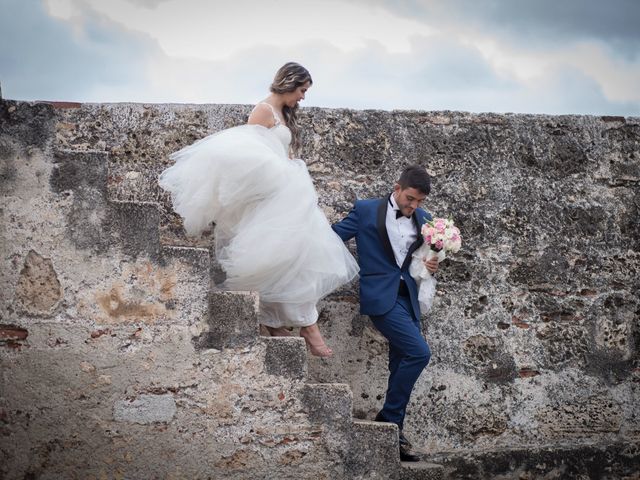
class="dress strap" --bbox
[258,102,283,126]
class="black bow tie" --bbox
[395,210,409,219]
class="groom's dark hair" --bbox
[398,165,431,195]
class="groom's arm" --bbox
[332,205,359,242]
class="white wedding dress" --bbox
[159,103,359,327]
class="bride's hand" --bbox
[423,257,439,274]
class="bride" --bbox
[159,62,358,357]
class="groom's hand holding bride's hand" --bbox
[423,257,439,274]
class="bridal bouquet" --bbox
[409,217,462,313]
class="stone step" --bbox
[352,419,398,447]
[350,421,444,479]
[347,420,401,477]
[194,290,260,350]
[302,383,353,426]
[108,199,162,260]
[52,150,157,259]
[160,245,210,270]
[51,149,108,196]
[400,461,445,480]
[263,336,307,379]
[52,150,163,259]
[427,442,640,480]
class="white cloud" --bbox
[4,0,639,115]
[43,0,74,19]
[367,0,640,109]
[44,0,434,60]
[567,43,640,103]
[1,0,157,102]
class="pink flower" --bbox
[422,216,462,254]
[421,226,436,242]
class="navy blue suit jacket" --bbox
[332,198,432,320]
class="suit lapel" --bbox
[376,198,396,265]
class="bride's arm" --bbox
[247,104,276,128]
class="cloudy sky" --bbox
[2,0,639,115]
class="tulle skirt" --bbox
[159,125,359,327]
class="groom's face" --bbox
[393,185,427,217]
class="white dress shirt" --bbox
[386,194,417,268]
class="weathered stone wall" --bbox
[1,97,639,479]
[0,100,420,480]
[302,108,640,453]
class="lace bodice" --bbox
[257,102,291,150]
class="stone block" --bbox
[429,442,640,480]
[302,383,352,426]
[51,150,111,253]
[351,419,398,446]
[51,149,107,196]
[113,394,176,424]
[345,420,400,477]
[108,163,161,203]
[0,100,55,150]
[195,291,259,350]
[400,461,444,480]
[161,245,210,273]
[264,337,307,379]
[108,200,161,261]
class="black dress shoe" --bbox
[399,432,420,462]
[399,446,421,462]
[374,411,389,423]
[399,432,413,449]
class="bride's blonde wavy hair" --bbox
[270,62,312,154]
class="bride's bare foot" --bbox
[300,323,333,358]
[263,325,293,337]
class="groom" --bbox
[332,165,439,462]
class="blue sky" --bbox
[2,0,639,115]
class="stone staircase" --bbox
[204,314,445,479]
[157,214,445,479]
[51,141,444,478]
